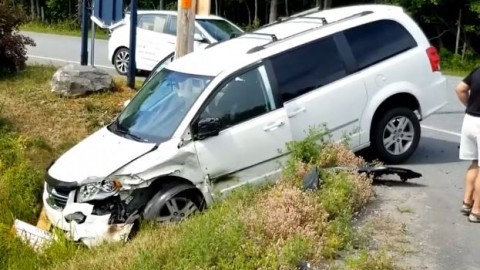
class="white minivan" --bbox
[44,4,447,246]
[107,10,244,75]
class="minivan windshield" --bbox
[197,19,243,41]
[110,69,213,143]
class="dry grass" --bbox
[0,65,136,167]
[242,182,329,266]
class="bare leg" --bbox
[464,161,478,205]
[469,162,480,222]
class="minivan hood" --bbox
[48,127,157,184]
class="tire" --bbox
[371,107,421,164]
[113,47,130,76]
[142,184,205,224]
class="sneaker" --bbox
[462,201,473,215]
[468,212,480,223]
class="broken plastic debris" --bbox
[13,219,55,252]
[302,164,422,191]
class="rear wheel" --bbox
[113,47,130,76]
[372,107,420,164]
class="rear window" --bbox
[196,19,242,41]
[343,20,417,70]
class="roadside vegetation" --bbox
[20,20,109,40]
[440,48,480,77]
[0,65,401,269]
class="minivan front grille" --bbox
[46,184,70,209]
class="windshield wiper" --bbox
[112,118,145,142]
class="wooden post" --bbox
[197,0,211,15]
[175,0,197,59]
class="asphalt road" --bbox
[24,31,476,269]
[24,31,115,74]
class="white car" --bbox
[107,10,244,75]
[44,4,447,246]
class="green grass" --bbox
[442,68,469,77]
[20,20,109,40]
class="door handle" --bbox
[287,107,306,118]
[263,121,285,131]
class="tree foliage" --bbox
[0,0,36,73]
[9,0,480,57]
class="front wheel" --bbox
[372,107,421,164]
[142,184,205,224]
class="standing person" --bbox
[456,67,480,222]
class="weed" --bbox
[396,206,414,214]
[344,249,397,270]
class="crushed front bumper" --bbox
[42,184,134,247]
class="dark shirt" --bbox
[463,67,480,116]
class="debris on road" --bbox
[302,164,423,191]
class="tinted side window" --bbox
[344,20,417,70]
[200,66,274,129]
[270,36,347,103]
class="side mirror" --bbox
[194,33,210,44]
[197,117,220,140]
[123,99,131,108]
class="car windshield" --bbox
[196,19,243,41]
[110,69,213,143]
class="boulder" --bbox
[51,64,114,97]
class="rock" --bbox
[51,64,114,97]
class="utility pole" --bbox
[197,0,211,15]
[127,0,138,88]
[175,0,197,59]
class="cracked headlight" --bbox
[76,175,143,203]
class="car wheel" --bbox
[113,47,130,76]
[372,107,420,164]
[142,184,205,224]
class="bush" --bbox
[0,0,36,73]
[439,47,480,75]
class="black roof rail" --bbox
[256,6,326,30]
[233,32,278,41]
[205,32,278,50]
[246,10,373,54]
[335,10,373,22]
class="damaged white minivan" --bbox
[42,4,448,246]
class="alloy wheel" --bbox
[382,116,415,156]
[115,49,129,75]
[156,197,199,223]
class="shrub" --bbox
[0,0,36,73]
[439,47,480,75]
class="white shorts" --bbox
[460,113,480,160]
